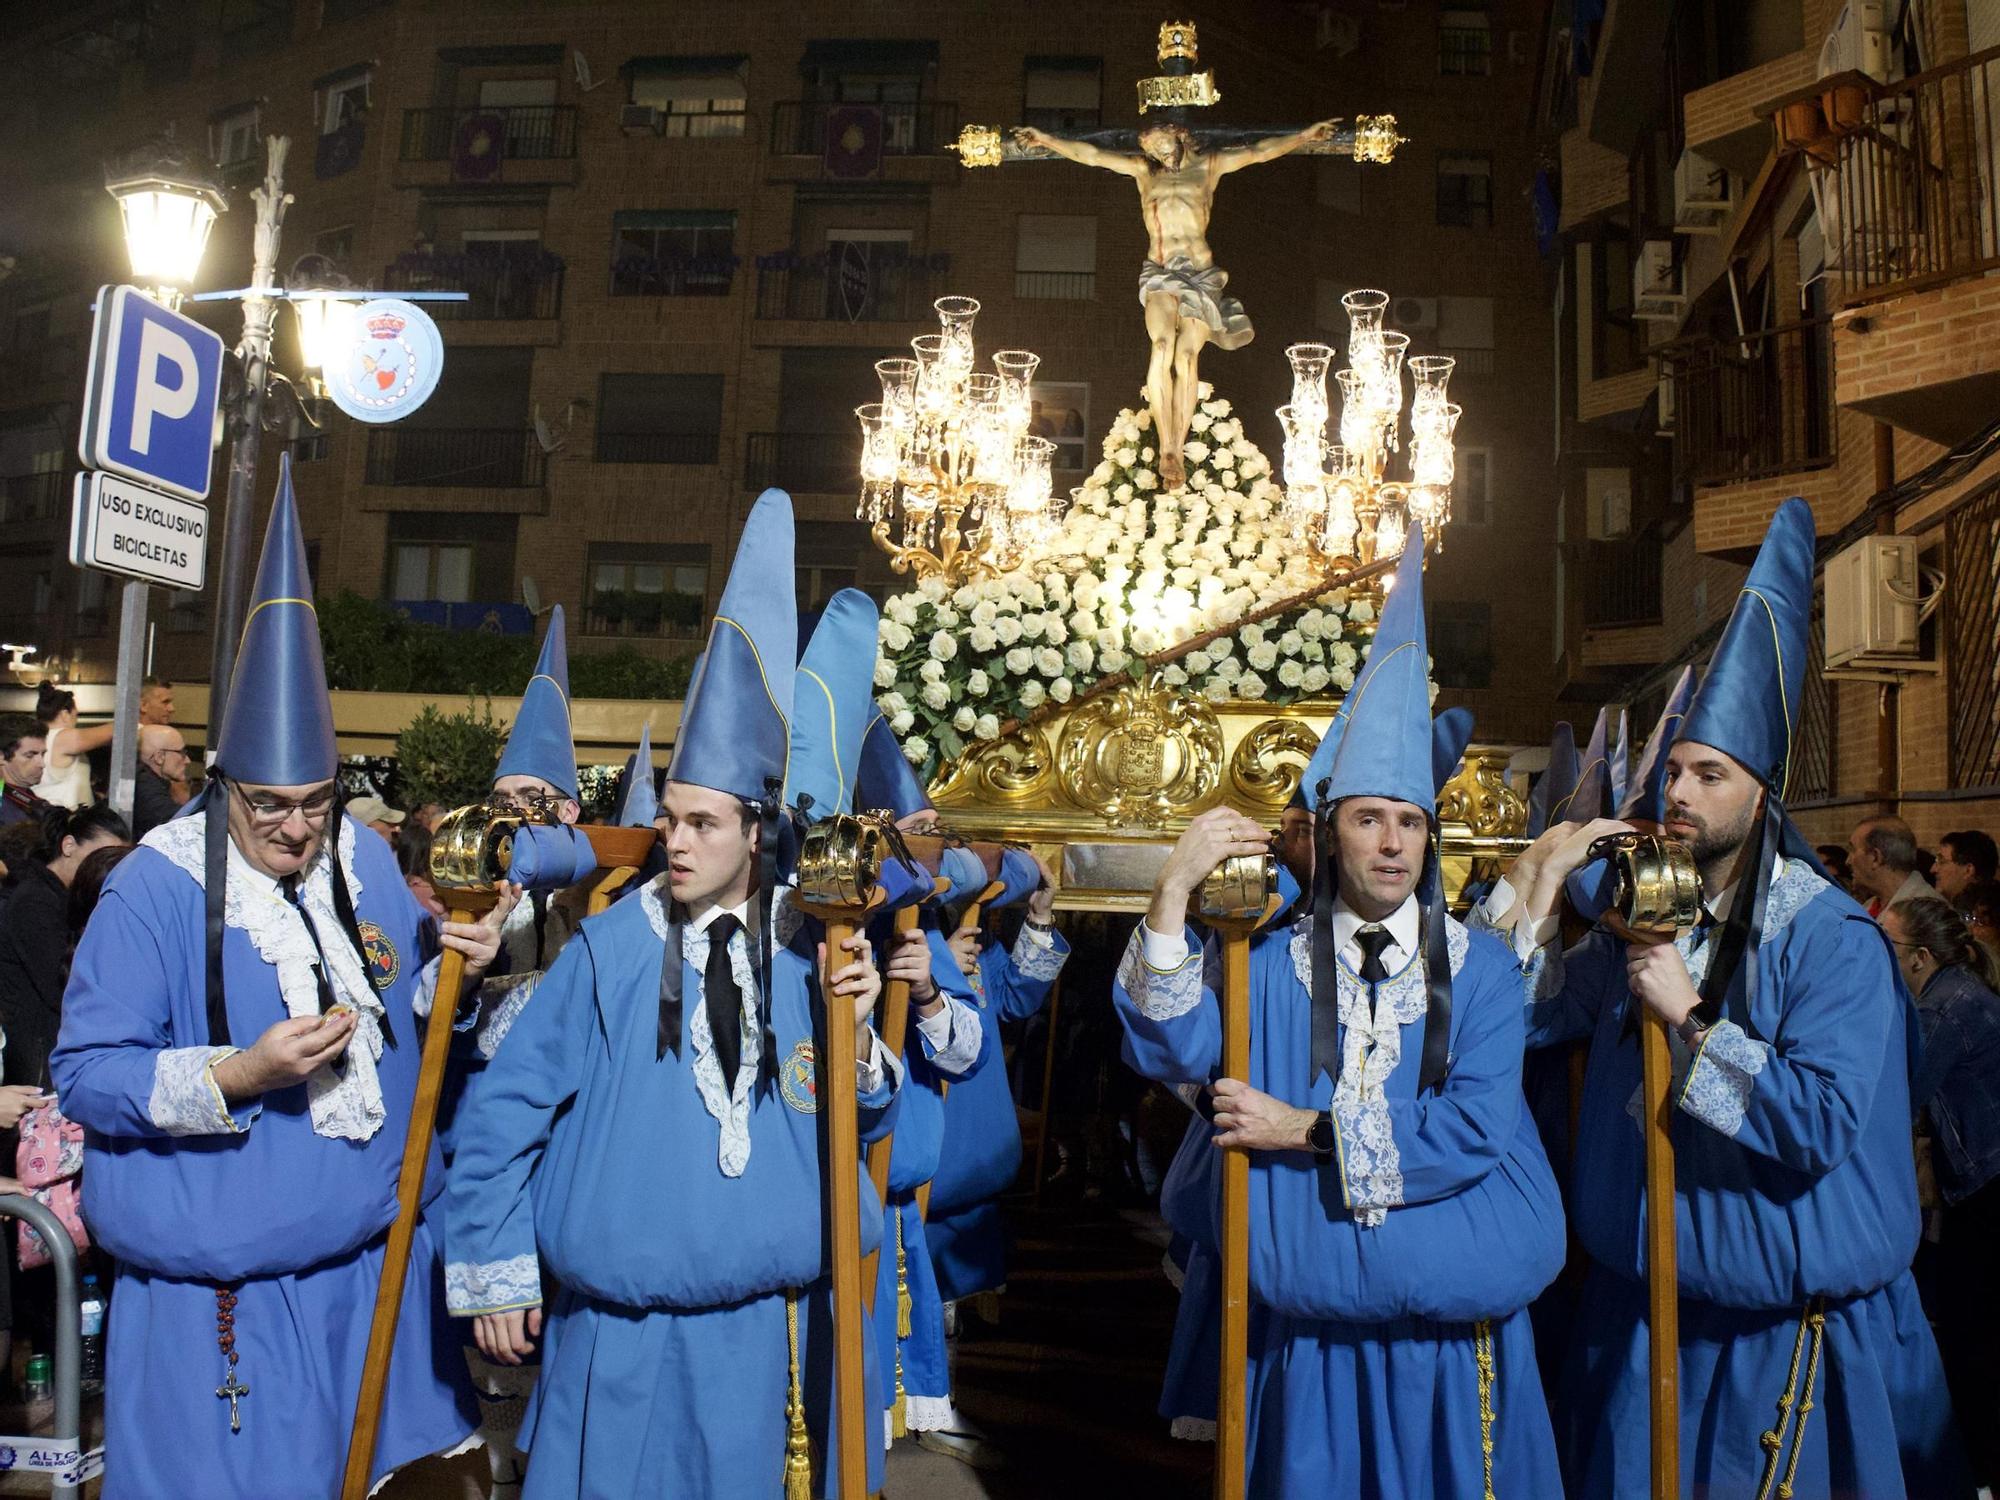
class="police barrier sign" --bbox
[69,471,208,591]
[79,284,225,501]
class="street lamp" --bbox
[103,138,227,312]
[285,254,362,397]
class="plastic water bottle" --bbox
[78,1275,105,1393]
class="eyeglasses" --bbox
[234,783,338,827]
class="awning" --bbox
[798,39,939,75]
[621,54,748,77]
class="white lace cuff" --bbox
[1330,1093,1401,1229]
[472,972,539,1062]
[919,994,984,1076]
[1119,928,1204,1022]
[859,1034,904,1100]
[446,1252,543,1315]
[1139,921,1191,972]
[148,1047,258,1135]
[1676,1019,1767,1138]
[1010,927,1067,981]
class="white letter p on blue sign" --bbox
[79,285,227,502]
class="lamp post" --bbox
[286,254,363,399]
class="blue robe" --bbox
[868,925,988,1438]
[443,882,901,1500]
[1509,858,1970,1498]
[924,927,1069,1304]
[1114,911,1566,1498]
[51,818,476,1500]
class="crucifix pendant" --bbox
[217,1369,249,1433]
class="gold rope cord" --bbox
[892,1204,910,1437]
[1474,1318,1497,1500]
[896,1204,913,1339]
[785,1290,813,1500]
[1756,1297,1826,1500]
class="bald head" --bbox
[1848,816,1919,901]
[139,724,188,777]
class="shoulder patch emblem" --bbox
[780,1038,820,1114]
[357,919,400,991]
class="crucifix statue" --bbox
[956,21,1406,489]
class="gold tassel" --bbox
[895,1206,912,1341]
[784,1291,813,1500]
[892,1338,909,1439]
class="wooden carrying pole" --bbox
[913,881,1004,1222]
[863,903,924,1312]
[795,888,887,1500]
[341,889,498,1500]
[1641,1011,1681,1500]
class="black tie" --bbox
[706,913,743,1095]
[281,875,346,1076]
[1355,927,1395,986]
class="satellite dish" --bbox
[573,50,608,92]
[532,404,565,454]
[521,576,549,617]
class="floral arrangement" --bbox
[874,387,1387,774]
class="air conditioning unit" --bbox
[1820,0,1892,82]
[1390,295,1438,332]
[1825,534,1920,667]
[1673,149,1734,233]
[1655,367,1677,433]
[1585,466,1632,540]
[620,104,664,135]
[1632,240,1686,321]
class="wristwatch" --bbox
[1305,1110,1336,1163]
[1674,1012,1707,1048]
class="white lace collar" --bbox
[143,811,389,1142]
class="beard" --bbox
[1673,799,1760,881]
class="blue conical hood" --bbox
[494,605,577,797]
[1609,707,1631,810]
[1432,706,1474,796]
[1324,533,1434,810]
[618,719,657,827]
[1679,497,1815,792]
[1525,722,1579,837]
[1559,708,1617,824]
[667,491,795,804]
[993,846,1043,908]
[784,589,880,821]
[1618,667,1695,824]
[856,710,934,818]
[1288,707,1349,812]
[939,845,990,905]
[213,455,336,786]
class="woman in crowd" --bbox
[398,824,445,918]
[1887,894,2000,1488]
[32,687,115,813]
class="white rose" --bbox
[1066,640,1095,672]
[1277,660,1305,689]
[933,606,959,629]
[1115,483,1135,502]
[928,631,959,663]
[1018,679,1046,709]
[891,709,916,735]
[1184,440,1211,464]
[974,713,1000,742]
[1211,446,1235,470]
[968,624,998,653]
[1115,447,1138,467]
[903,736,931,765]
[1185,649,1213,675]
[873,658,898,689]
[1247,642,1278,672]
[1303,641,1325,662]
[1240,622,1266,646]
[1330,665,1355,692]
[1298,610,1325,640]
[922,682,951,712]
[1189,412,1213,434]
[1209,636,1234,659]
[1348,600,1376,625]
[1236,671,1267,700]
[1020,612,1047,641]
[1037,646,1065,676]
[953,706,976,733]
[1161,663,1188,686]
[1302,664,1331,694]
[1215,656,1243,682]
[919,659,945,684]
[880,620,914,653]
[967,669,990,696]
[918,577,948,603]
[880,689,910,714]
[1101,648,1130,674]
[1333,642,1359,668]
[994,615,1024,646]
[1049,678,1073,703]
[1135,470,1157,491]
[1006,647,1034,674]
[1278,629,1304,655]
[1221,469,1239,488]
[1203,679,1232,703]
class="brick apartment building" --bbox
[0,0,1557,746]
[1543,0,2000,845]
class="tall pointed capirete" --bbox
[617,720,658,828]
[1608,706,1631,811]
[1524,722,1579,838]
[1617,667,1696,825]
[213,453,336,786]
[1558,707,1617,824]
[495,605,578,798]
[1431,706,1475,798]
[785,590,881,823]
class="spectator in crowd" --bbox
[397,825,444,918]
[0,823,43,921]
[1848,815,1933,916]
[0,715,48,828]
[1887,895,2000,1489]
[1963,879,2000,964]
[1934,830,1999,912]
[137,676,174,728]
[348,794,405,847]
[34,685,114,812]
[1818,842,1856,895]
[0,805,131,1094]
[67,842,131,946]
[411,801,447,833]
[132,725,192,841]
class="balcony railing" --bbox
[583,591,706,639]
[1821,45,2000,304]
[365,428,545,488]
[1,471,63,524]
[769,99,957,158]
[381,251,565,319]
[1014,270,1096,301]
[1945,480,2000,787]
[1581,537,1663,628]
[399,105,578,162]
[593,431,721,465]
[756,260,943,322]
[1661,316,1837,486]
[743,431,854,493]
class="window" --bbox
[1430,601,1494,690]
[292,396,331,464]
[392,540,473,602]
[74,569,111,638]
[477,78,559,157]
[595,374,724,464]
[1436,153,1494,227]
[1440,10,1493,76]
[611,211,737,297]
[1455,448,1492,526]
[1015,215,1096,300]
[212,104,261,169]
[385,513,516,602]
[627,57,748,138]
[795,521,890,612]
[319,68,370,134]
[1437,296,1496,375]
[585,543,709,638]
[1022,57,1102,131]
[1588,237,1647,378]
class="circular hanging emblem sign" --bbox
[326,298,444,425]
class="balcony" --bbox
[1581,537,1663,628]
[1014,270,1096,302]
[1662,317,1837,487]
[394,105,579,188]
[381,251,564,321]
[365,428,545,489]
[756,259,944,323]
[744,432,853,494]
[768,99,958,166]
[1,471,64,525]
[582,591,706,641]
[593,431,721,465]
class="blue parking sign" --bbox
[79,285,226,502]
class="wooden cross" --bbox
[217,1368,250,1433]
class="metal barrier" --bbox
[0,1195,82,1498]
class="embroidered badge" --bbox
[780,1039,820,1114]
[968,969,988,1009]
[357,920,400,991]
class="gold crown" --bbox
[1158,20,1198,62]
